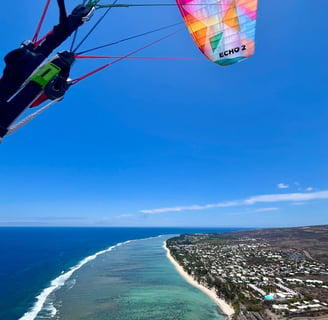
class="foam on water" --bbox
[19,240,128,320]
[19,236,163,320]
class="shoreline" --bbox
[163,241,235,320]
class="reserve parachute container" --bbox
[176,0,258,66]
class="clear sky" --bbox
[0,0,327,227]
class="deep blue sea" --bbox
[0,227,244,320]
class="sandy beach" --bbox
[163,241,235,320]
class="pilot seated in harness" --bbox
[0,0,94,105]
[0,0,94,138]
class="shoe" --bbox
[72,5,95,21]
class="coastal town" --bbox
[166,227,328,320]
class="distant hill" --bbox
[227,225,328,265]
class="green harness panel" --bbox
[30,63,61,89]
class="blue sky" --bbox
[0,0,327,227]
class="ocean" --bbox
[0,227,242,320]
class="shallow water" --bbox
[45,236,225,320]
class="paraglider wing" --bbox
[176,0,258,66]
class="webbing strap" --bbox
[6,99,60,136]
[71,30,180,85]
[32,0,52,43]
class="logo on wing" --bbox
[219,45,247,58]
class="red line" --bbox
[75,55,202,60]
[71,64,110,84]
[34,30,54,47]
[71,30,180,85]
[32,0,52,43]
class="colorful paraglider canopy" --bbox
[176,0,258,66]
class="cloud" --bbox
[306,187,313,191]
[244,191,328,204]
[277,183,289,189]
[140,201,242,214]
[254,207,279,212]
[117,214,135,218]
[230,207,279,216]
[140,190,328,214]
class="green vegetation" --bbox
[166,229,328,320]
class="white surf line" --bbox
[19,236,160,320]
[19,243,123,320]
